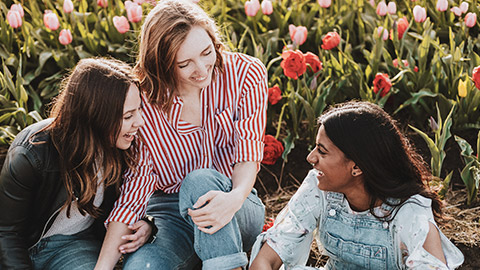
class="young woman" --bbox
[250,101,464,270]
[0,58,153,269]
[96,0,268,269]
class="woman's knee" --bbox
[180,169,231,198]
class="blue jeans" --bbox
[123,168,265,270]
[28,226,101,270]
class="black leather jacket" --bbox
[0,120,119,269]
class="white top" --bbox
[250,170,464,270]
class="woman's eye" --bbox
[317,148,326,155]
[178,64,188,69]
[204,50,212,56]
[124,114,133,120]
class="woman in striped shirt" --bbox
[95,0,268,269]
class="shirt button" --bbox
[383,222,389,229]
[328,209,336,216]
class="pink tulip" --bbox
[376,2,387,16]
[63,0,74,13]
[261,0,273,15]
[10,4,24,18]
[465,12,477,28]
[387,2,396,15]
[377,26,389,40]
[43,10,60,31]
[6,10,22,28]
[113,16,130,34]
[436,0,448,12]
[245,0,260,17]
[413,5,426,23]
[59,29,73,45]
[126,2,142,23]
[133,0,146,3]
[450,7,462,16]
[289,25,308,46]
[318,0,331,8]
[459,2,469,13]
[97,0,108,8]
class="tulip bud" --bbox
[465,12,477,28]
[126,2,143,23]
[459,2,468,13]
[7,10,22,29]
[44,10,60,31]
[436,0,448,12]
[429,116,439,131]
[261,0,273,15]
[59,29,73,45]
[97,0,108,8]
[321,31,341,50]
[318,0,331,8]
[113,16,130,34]
[63,0,74,13]
[376,2,387,16]
[413,5,426,23]
[450,7,462,17]
[387,2,396,15]
[458,79,467,98]
[245,0,260,17]
[289,25,308,46]
[10,4,24,18]
[377,26,389,40]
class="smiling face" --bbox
[306,125,363,195]
[175,25,217,93]
[116,83,144,150]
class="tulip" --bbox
[44,11,60,31]
[289,25,308,46]
[387,2,396,15]
[10,4,24,18]
[318,0,331,8]
[392,17,409,39]
[376,2,387,16]
[459,2,468,13]
[59,29,73,45]
[113,16,130,34]
[369,0,375,6]
[472,66,480,90]
[134,0,146,3]
[6,10,22,28]
[429,116,439,131]
[450,7,462,17]
[458,79,467,98]
[63,0,74,13]
[465,12,477,28]
[97,0,108,8]
[436,0,448,12]
[261,0,273,15]
[377,26,388,40]
[245,0,260,17]
[413,5,426,23]
[126,2,143,23]
[321,31,341,50]
[373,73,392,97]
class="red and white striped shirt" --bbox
[107,52,268,225]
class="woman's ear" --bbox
[351,165,363,177]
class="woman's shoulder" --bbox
[222,51,267,75]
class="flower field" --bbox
[1,0,480,268]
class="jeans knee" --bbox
[180,169,230,198]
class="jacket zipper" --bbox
[28,206,62,251]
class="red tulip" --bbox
[44,10,60,31]
[261,0,273,15]
[262,135,284,165]
[63,0,74,13]
[373,73,392,97]
[280,50,307,80]
[321,31,340,50]
[7,10,22,28]
[267,85,282,105]
[395,17,409,39]
[113,16,130,34]
[59,29,73,45]
[472,66,480,90]
[289,25,308,46]
[245,0,260,17]
[304,52,322,74]
[97,0,108,8]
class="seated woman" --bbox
[0,58,155,269]
[250,101,464,270]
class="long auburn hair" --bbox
[42,58,139,218]
[318,101,443,223]
[135,0,224,113]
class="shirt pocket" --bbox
[214,107,234,148]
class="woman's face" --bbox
[306,125,362,194]
[175,25,217,93]
[116,84,144,150]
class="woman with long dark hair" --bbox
[250,101,464,269]
[0,58,154,269]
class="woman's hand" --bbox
[118,220,152,254]
[188,190,244,234]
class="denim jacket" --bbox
[251,170,464,270]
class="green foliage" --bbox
[455,131,480,206]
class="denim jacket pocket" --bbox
[214,107,234,148]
